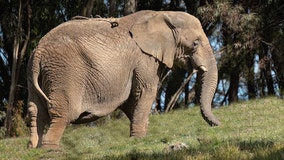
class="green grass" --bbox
[1,97,284,159]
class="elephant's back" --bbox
[33,16,140,107]
[40,18,120,42]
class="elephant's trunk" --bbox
[199,55,221,126]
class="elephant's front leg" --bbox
[129,86,158,137]
[120,56,161,137]
[121,63,160,137]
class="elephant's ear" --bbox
[130,13,177,68]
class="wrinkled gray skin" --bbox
[27,10,220,149]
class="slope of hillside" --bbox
[0,97,283,160]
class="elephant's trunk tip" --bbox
[200,109,221,127]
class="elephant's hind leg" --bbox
[42,118,67,149]
[41,101,68,149]
[27,94,50,148]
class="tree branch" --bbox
[165,70,197,112]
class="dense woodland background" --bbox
[0,0,283,137]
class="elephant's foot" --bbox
[27,140,37,148]
[27,136,59,149]
[130,123,148,137]
[40,116,67,148]
[41,135,60,149]
[27,133,39,148]
[130,124,148,137]
[130,132,147,138]
[41,142,60,149]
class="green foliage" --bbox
[198,0,261,55]
[2,101,28,138]
[11,101,29,137]
[197,0,273,103]
[0,97,284,159]
[0,100,28,139]
[260,0,284,97]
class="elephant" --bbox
[27,10,220,149]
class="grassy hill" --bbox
[0,97,284,160]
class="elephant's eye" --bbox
[193,40,200,49]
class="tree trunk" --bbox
[81,0,95,17]
[278,75,284,98]
[5,0,31,137]
[124,0,137,15]
[5,0,22,137]
[109,0,118,17]
[246,54,256,99]
[247,67,256,99]
[165,70,197,112]
[264,69,275,95]
[184,80,189,105]
[154,69,171,112]
[272,36,284,97]
[164,68,187,110]
[184,0,199,14]
[228,71,239,103]
[259,54,275,96]
[169,0,180,10]
[194,72,202,105]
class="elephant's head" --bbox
[130,11,220,126]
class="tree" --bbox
[81,0,96,17]
[260,0,284,97]
[164,68,187,111]
[2,0,31,136]
[109,0,118,17]
[198,0,262,103]
[124,0,137,15]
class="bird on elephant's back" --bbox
[27,10,220,149]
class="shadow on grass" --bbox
[192,138,283,160]
[103,152,187,160]
[252,147,284,160]
[62,139,284,160]
[65,150,190,160]
[238,140,284,160]
[238,140,274,151]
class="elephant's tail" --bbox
[27,49,51,104]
